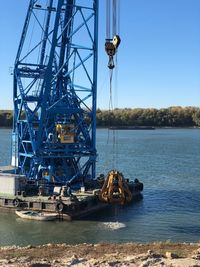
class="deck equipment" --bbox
[99,170,132,205]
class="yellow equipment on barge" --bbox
[99,170,133,205]
[0,166,143,220]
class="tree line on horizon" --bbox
[97,107,200,127]
[0,107,200,128]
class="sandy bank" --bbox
[0,242,199,266]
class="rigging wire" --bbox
[105,0,120,170]
[118,0,120,36]
[109,69,113,111]
[114,53,119,168]
[112,0,116,36]
[106,0,111,39]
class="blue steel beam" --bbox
[12,0,99,187]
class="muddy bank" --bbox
[0,242,199,266]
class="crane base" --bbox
[0,192,143,221]
[0,166,143,220]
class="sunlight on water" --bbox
[100,222,126,230]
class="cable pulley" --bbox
[105,35,121,69]
[105,0,121,69]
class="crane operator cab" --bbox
[56,124,75,143]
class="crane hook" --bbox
[105,35,121,69]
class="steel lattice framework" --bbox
[12,0,98,186]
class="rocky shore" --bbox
[0,242,199,266]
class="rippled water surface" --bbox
[0,128,199,246]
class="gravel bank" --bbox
[0,242,199,266]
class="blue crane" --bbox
[12,0,98,188]
[11,0,121,191]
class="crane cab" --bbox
[56,124,75,144]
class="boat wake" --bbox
[101,221,126,230]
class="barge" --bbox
[0,166,143,221]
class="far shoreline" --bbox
[0,126,200,130]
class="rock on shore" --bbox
[0,242,199,266]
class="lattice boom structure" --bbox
[12,0,98,186]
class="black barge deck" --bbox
[0,166,143,220]
[0,192,109,221]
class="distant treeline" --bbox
[96,107,200,127]
[0,110,13,127]
[1,107,200,127]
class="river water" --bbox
[0,128,199,246]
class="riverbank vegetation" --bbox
[96,107,200,127]
[0,110,13,127]
[1,107,200,127]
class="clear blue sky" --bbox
[0,0,200,110]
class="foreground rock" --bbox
[0,242,199,266]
